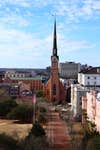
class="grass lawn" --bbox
[0,119,32,140]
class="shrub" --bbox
[53,100,61,106]
[86,135,100,150]
[0,96,14,102]
[36,90,43,97]
[0,133,18,150]
[20,135,49,150]
[29,122,46,137]
[39,107,46,113]
[37,114,47,124]
[7,104,33,122]
[0,99,18,117]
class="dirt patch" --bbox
[0,119,32,140]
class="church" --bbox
[1,19,66,101]
[43,19,66,101]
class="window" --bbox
[87,82,90,85]
[21,74,24,77]
[53,84,56,95]
[16,74,18,77]
[80,101,82,105]
[87,76,90,79]
[11,74,14,77]
[94,77,96,79]
[47,90,49,95]
[52,61,57,67]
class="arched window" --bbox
[53,84,56,95]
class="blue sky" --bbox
[0,0,100,68]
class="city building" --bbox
[5,70,31,78]
[4,76,43,92]
[0,71,5,83]
[78,67,100,90]
[43,19,66,101]
[0,83,19,97]
[0,83,10,96]
[1,19,66,101]
[70,67,100,118]
[71,84,88,117]
[60,78,76,103]
[9,84,19,97]
[59,61,80,79]
[82,91,100,133]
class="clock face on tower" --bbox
[52,57,58,67]
[54,49,56,55]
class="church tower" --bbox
[44,18,66,101]
[50,18,60,101]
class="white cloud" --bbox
[0,26,50,58]
[53,0,100,22]
[0,0,53,8]
[58,37,95,53]
[92,1,100,10]
[0,0,99,27]
[0,25,96,67]
[0,0,99,67]
[2,0,31,7]
[0,13,30,27]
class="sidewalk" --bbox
[46,110,70,150]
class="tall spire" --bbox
[53,17,58,57]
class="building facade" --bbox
[5,70,31,78]
[1,19,66,101]
[82,91,100,133]
[70,67,100,118]
[71,84,88,117]
[78,67,100,89]
[44,19,66,101]
[59,62,80,79]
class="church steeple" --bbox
[52,18,58,59]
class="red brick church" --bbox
[43,19,66,101]
[1,19,66,101]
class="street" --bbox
[46,104,70,150]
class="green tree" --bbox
[7,104,33,122]
[37,114,47,124]
[36,90,43,97]
[0,133,18,150]
[86,135,100,150]
[20,135,49,150]
[39,107,46,113]
[0,99,17,117]
[29,122,46,137]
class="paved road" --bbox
[46,105,70,150]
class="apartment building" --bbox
[78,67,100,89]
[59,62,80,79]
